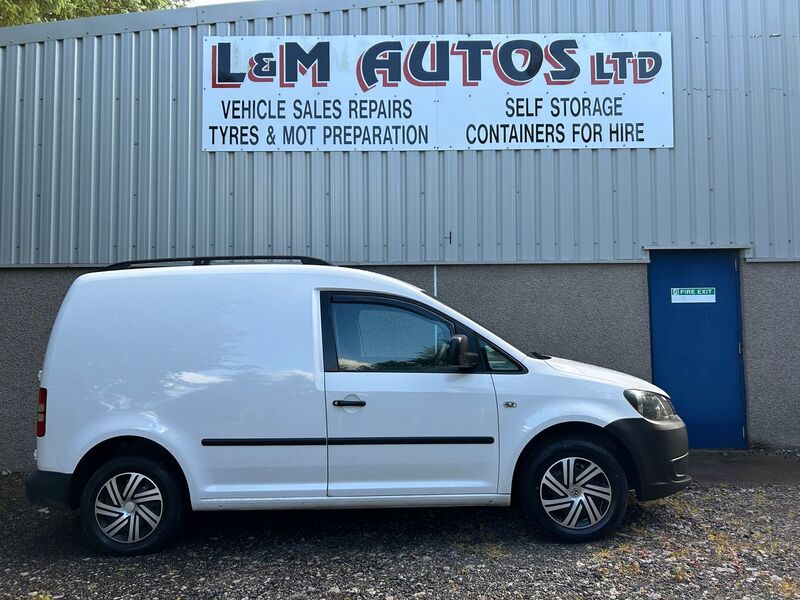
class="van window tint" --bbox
[331,302,454,371]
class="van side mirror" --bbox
[448,334,479,370]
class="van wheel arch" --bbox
[69,436,190,509]
[511,422,640,501]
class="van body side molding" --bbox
[201,436,495,446]
[328,436,495,445]
[201,438,326,447]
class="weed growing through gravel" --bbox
[775,578,800,598]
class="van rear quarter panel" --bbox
[38,267,327,502]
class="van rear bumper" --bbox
[605,417,692,501]
[26,470,73,507]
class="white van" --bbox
[27,256,690,555]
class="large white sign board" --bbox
[202,33,673,152]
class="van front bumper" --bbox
[605,417,692,501]
[26,470,73,507]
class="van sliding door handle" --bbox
[332,399,366,407]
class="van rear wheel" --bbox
[79,456,185,555]
[519,438,628,542]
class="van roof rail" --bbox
[103,255,333,271]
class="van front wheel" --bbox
[79,456,185,555]
[519,438,628,542]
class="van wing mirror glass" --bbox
[448,334,479,370]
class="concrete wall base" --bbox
[741,263,800,448]
[1,261,797,469]
[0,269,95,470]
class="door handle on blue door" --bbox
[332,399,366,407]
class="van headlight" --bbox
[623,389,679,422]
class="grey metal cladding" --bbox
[0,0,798,265]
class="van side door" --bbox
[194,277,328,502]
[321,292,499,497]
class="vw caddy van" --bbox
[27,256,690,555]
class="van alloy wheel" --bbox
[539,457,612,529]
[94,472,163,544]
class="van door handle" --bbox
[332,399,366,407]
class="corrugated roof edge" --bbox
[0,0,428,47]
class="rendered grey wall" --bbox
[1,262,796,469]
[741,263,800,448]
[0,268,93,471]
[360,266,433,292]
[435,264,652,381]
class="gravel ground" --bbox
[1,473,798,599]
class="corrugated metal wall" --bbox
[0,0,798,265]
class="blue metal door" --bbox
[648,250,746,448]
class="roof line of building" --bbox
[0,0,428,47]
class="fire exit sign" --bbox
[670,287,716,303]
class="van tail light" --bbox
[36,388,47,437]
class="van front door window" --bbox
[331,302,453,371]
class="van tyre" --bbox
[519,438,628,542]
[79,456,185,555]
